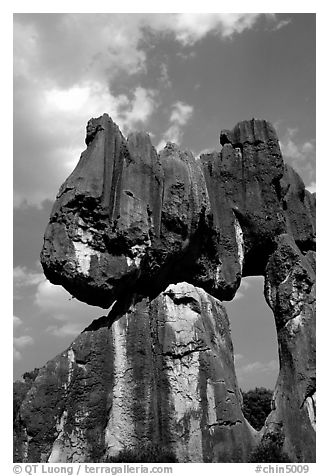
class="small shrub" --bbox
[216,448,243,463]
[248,434,291,463]
[22,368,39,383]
[106,443,178,463]
[242,387,273,431]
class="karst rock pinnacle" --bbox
[14,115,316,463]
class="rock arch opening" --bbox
[225,276,279,392]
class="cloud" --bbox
[35,278,105,337]
[169,101,194,125]
[14,348,22,361]
[118,87,157,134]
[14,266,45,300]
[35,279,74,317]
[232,353,279,386]
[306,181,316,194]
[13,13,284,207]
[148,13,275,45]
[14,75,157,207]
[45,323,91,338]
[271,18,291,31]
[13,315,23,328]
[279,127,316,183]
[14,334,34,361]
[158,62,172,88]
[14,14,147,86]
[236,359,279,377]
[157,101,194,150]
[14,266,44,288]
[14,14,158,208]
[14,335,34,349]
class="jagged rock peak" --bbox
[220,118,279,147]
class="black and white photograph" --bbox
[12,8,317,469]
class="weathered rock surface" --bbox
[201,118,286,281]
[279,164,316,252]
[263,234,316,462]
[14,283,256,463]
[41,115,215,307]
[41,116,298,306]
[15,115,316,463]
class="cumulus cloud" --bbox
[14,266,44,300]
[45,322,91,338]
[118,87,157,134]
[271,18,291,31]
[13,334,34,361]
[14,14,157,208]
[233,353,279,387]
[306,181,316,194]
[14,335,34,349]
[236,359,279,375]
[35,278,105,337]
[169,101,194,125]
[234,356,279,385]
[14,348,22,361]
[279,127,316,183]
[14,13,282,208]
[147,13,275,45]
[14,266,44,288]
[14,14,147,86]
[13,315,23,328]
[13,315,29,361]
[14,76,156,207]
[157,101,194,150]
[158,62,172,88]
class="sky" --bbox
[13,12,316,389]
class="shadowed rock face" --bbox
[279,164,316,252]
[15,115,315,463]
[264,235,316,462]
[201,119,285,280]
[14,283,256,463]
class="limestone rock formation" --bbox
[41,116,290,306]
[263,234,316,462]
[15,115,316,463]
[279,164,316,252]
[201,118,286,280]
[14,283,256,463]
[41,114,214,308]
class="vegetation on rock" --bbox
[248,434,291,463]
[106,444,178,463]
[242,387,273,431]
